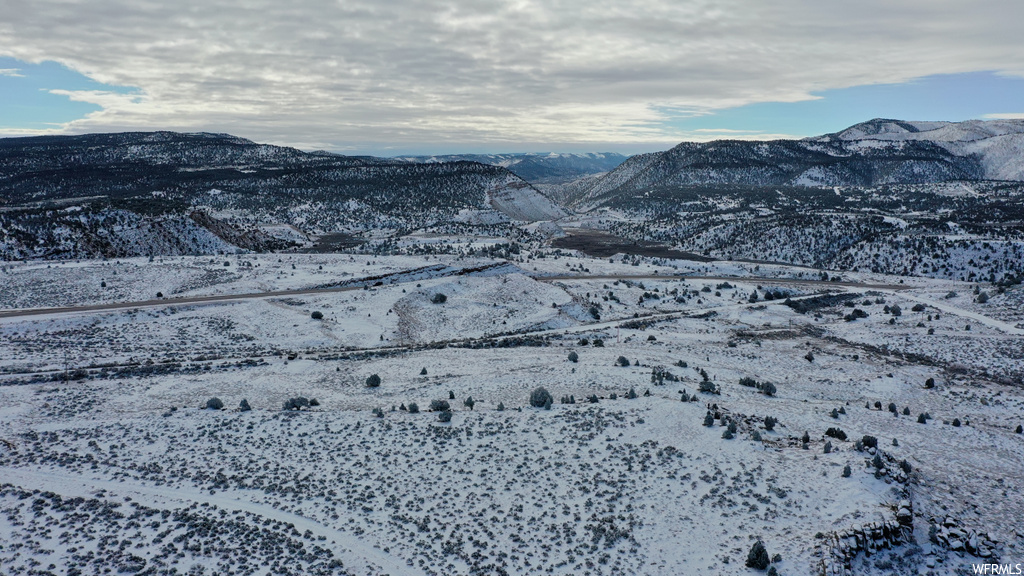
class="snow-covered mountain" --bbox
[0,132,565,259]
[570,119,1024,209]
[397,152,627,184]
[812,118,1024,181]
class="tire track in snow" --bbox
[0,466,423,576]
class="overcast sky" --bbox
[1,0,1023,155]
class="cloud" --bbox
[0,68,24,77]
[982,113,1024,119]
[1,0,1023,152]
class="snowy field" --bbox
[1,250,1023,576]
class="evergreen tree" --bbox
[746,540,770,570]
[530,387,553,408]
[703,412,715,427]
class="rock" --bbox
[943,516,957,527]
[949,537,965,552]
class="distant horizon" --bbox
[1,115,1021,158]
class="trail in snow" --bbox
[0,466,423,576]
[887,292,1024,335]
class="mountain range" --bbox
[566,118,1024,209]
[396,152,627,184]
[1,119,1022,264]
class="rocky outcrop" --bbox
[929,516,1000,559]
[818,499,915,576]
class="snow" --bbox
[1,252,1022,575]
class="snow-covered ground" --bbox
[1,251,1022,576]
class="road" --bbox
[0,269,909,320]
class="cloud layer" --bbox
[2,0,1022,152]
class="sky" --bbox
[1,0,1022,156]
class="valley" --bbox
[2,119,1023,576]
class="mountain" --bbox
[396,152,627,184]
[812,118,1024,181]
[0,132,566,259]
[570,119,1024,209]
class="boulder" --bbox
[897,507,913,525]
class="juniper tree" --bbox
[842,464,852,477]
[239,399,251,412]
[429,399,450,412]
[463,397,475,410]
[205,397,224,410]
[365,374,381,388]
[825,427,847,441]
[437,410,452,422]
[746,540,770,570]
[408,402,419,414]
[615,356,630,367]
[764,416,776,431]
[703,412,715,427]
[530,387,554,408]
[283,397,310,410]
[568,351,579,363]
[497,402,505,411]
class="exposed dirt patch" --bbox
[552,228,714,261]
